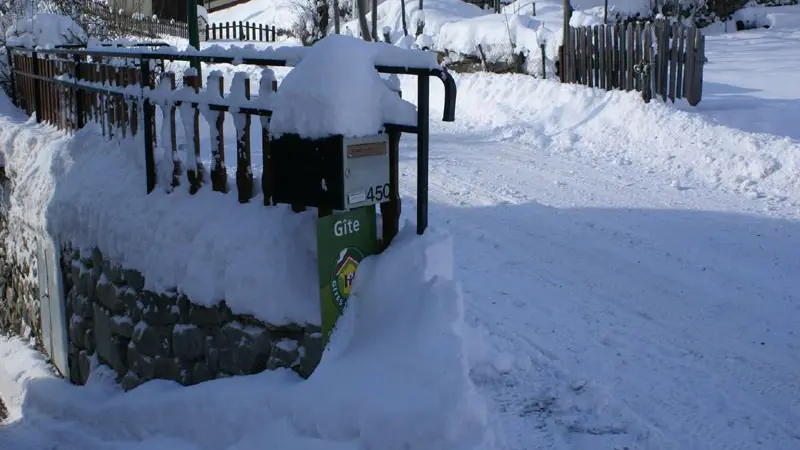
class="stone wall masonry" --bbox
[62,246,324,390]
[0,176,43,348]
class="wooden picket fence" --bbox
[560,20,706,105]
[9,50,277,202]
[205,21,277,43]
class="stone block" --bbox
[131,321,172,358]
[96,277,124,314]
[172,324,206,361]
[217,322,272,375]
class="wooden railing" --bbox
[205,21,277,42]
[560,20,706,105]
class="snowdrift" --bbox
[0,228,491,450]
[401,71,800,204]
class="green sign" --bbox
[317,206,378,344]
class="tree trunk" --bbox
[333,0,340,33]
[371,0,378,41]
[358,0,371,40]
[400,0,408,36]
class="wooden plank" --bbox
[619,23,627,90]
[625,23,634,91]
[642,22,652,103]
[689,32,705,106]
[660,22,669,101]
[675,24,685,99]
[668,22,679,102]
[634,22,642,92]
[684,26,697,103]
[261,72,277,206]
[586,27,593,86]
[185,69,204,194]
[613,23,620,89]
[584,28,592,87]
[209,71,227,193]
[593,26,600,88]
[597,25,605,89]
[235,74,253,203]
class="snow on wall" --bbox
[0,227,491,450]
[0,90,320,327]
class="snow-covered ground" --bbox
[3,3,800,450]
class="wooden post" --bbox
[208,71,227,193]
[260,70,277,206]
[676,24,685,99]
[185,69,204,194]
[32,52,42,123]
[668,22,678,102]
[128,67,138,136]
[642,22,652,103]
[235,74,253,203]
[688,31,704,106]
[141,58,157,193]
[625,23,634,91]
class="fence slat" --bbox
[261,70,277,206]
[625,24,634,91]
[184,69,204,194]
[642,22,653,103]
[235,74,253,203]
[209,72,227,193]
[592,26,599,88]
[675,24,685,99]
[684,26,696,102]
[688,31,705,106]
[668,22,679,102]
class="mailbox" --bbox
[270,133,391,211]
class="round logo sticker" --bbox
[330,247,365,312]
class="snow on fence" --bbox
[206,21,277,43]
[7,44,456,234]
[559,20,706,106]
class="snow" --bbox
[0,92,320,326]
[3,5,800,450]
[270,34,417,139]
[0,227,489,450]
[6,13,87,48]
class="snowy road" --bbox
[395,38,800,447]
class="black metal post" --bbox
[32,51,42,123]
[140,58,156,193]
[416,75,429,235]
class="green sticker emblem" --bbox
[330,247,364,312]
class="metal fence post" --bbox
[416,75,429,235]
[140,58,156,193]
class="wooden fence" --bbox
[206,22,277,42]
[560,20,706,105]
[10,50,278,202]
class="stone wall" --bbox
[62,246,324,390]
[2,171,324,390]
[0,175,43,348]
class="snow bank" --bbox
[270,34,418,138]
[734,4,800,30]
[405,71,800,204]
[343,0,486,41]
[6,13,87,48]
[0,93,319,325]
[0,228,490,450]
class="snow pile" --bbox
[734,4,800,30]
[270,34,417,139]
[6,13,87,48]
[0,229,490,450]
[0,92,319,325]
